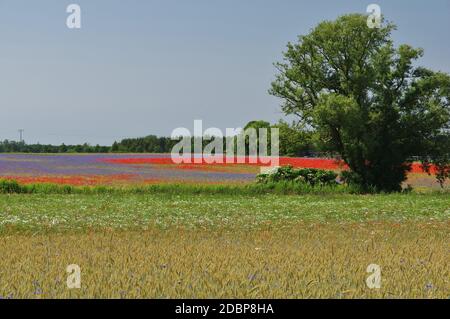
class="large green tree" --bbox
[270,14,450,192]
[272,121,315,157]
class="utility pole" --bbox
[18,129,24,143]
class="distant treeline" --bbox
[0,121,317,156]
[111,136,179,153]
[0,140,110,153]
[0,137,206,154]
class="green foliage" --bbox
[0,178,347,196]
[272,121,316,156]
[110,121,318,156]
[244,120,271,131]
[419,133,450,188]
[0,180,22,194]
[270,14,450,192]
[112,135,178,153]
[0,140,110,153]
[257,165,338,187]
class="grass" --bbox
[0,179,352,195]
[0,182,448,299]
[0,192,449,233]
[1,178,449,196]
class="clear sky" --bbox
[1,0,449,145]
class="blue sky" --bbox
[1,0,449,145]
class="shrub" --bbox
[0,180,23,194]
[257,165,338,187]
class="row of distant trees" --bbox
[111,121,318,156]
[0,140,110,153]
[0,121,317,156]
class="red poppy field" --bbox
[102,156,436,173]
[0,154,443,189]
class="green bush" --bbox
[0,180,23,194]
[257,165,338,187]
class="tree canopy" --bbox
[270,14,450,191]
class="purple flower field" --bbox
[0,154,256,185]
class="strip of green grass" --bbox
[2,179,449,196]
[0,179,352,195]
[0,192,448,234]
